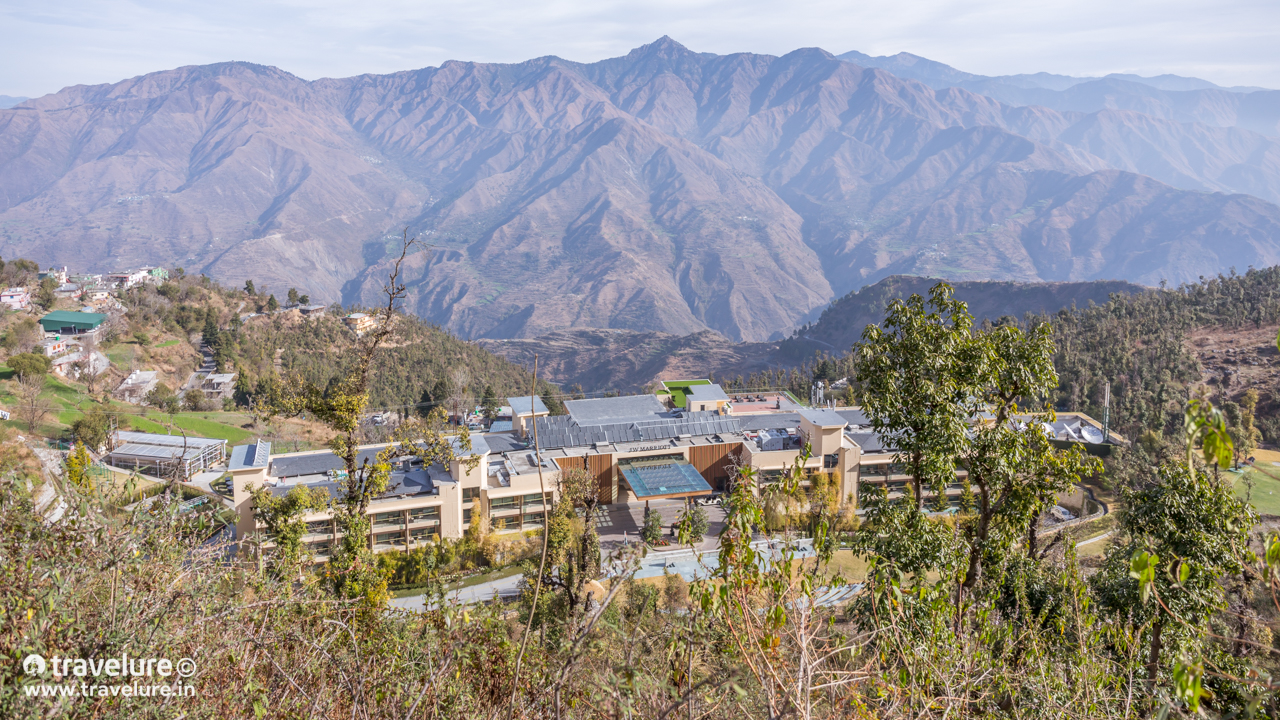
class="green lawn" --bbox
[661,379,711,408]
[154,339,180,348]
[129,412,254,444]
[1233,464,1280,516]
[105,344,136,367]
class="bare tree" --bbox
[16,372,52,434]
[73,334,103,395]
[446,367,473,425]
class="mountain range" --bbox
[2,38,1280,342]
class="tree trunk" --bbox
[1147,618,1164,689]
[962,479,991,589]
[1025,511,1039,559]
[911,450,924,511]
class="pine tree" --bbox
[641,507,663,544]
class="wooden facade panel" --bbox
[588,453,613,504]
[689,443,742,490]
[553,457,576,473]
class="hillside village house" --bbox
[227,384,1122,561]
[38,266,68,284]
[200,372,237,400]
[342,312,379,335]
[1,287,29,310]
[38,337,67,357]
[115,370,159,404]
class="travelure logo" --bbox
[24,655,46,676]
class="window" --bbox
[409,528,438,543]
[490,496,518,511]
[462,508,471,525]
[522,492,547,509]
[309,541,332,555]
[522,512,545,529]
[463,487,481,505]
[408,507,440,524]
[374,532,402,547]
[372,511,402,527]
[305,520,331,536]
[823,453,839,469]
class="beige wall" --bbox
[231,466,269,546]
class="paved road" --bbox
[389,537,829,612]
[388,572,524,611]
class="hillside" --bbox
[782,276,1148,357]
[0,270,559,453]
[482,275,1147,391]
[478,328,779,393]
[3,39,1280,343]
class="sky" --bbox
[2,0,1278,98]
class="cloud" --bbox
[1,0,1276,97]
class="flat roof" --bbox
[507,395,549,417]
[564,395,666,425]
[686,383,730,403]
[798,407,848,428]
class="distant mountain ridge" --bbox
[837,50,1280,136]
[0,96,26,109]
[2,38,1280,344]
[838,50,1272,95]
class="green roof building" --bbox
[39,310,107,335]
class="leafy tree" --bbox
[145,383,179,415]
[641,506,663,544]
[680,502,709,540]
[70,405,113,450]
[133,331,150,347]
[1094,459,1254,689]
[64,442,93,491]
[1,318,40,354]
[287,288,299,306]
[7,352,50,380]
[248,484,329,576]
[266,294,279,312]
[959,321,1101,589]
[853,283,980,508]
[519,466,601,627]
[298,294,310,305]
[34,277,56,310]
[243,279,255,295]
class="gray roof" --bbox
[846,430,894,454]
[798,407,848,428]
[229,440,271,470]
[836,408,872,426]
[565,394,667,426]
[269,435,487,479]
[533,410,743,450]
[483,432,526,453]
[687,383,730,403]
[736,413,802,431]
[507,395,549,417]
